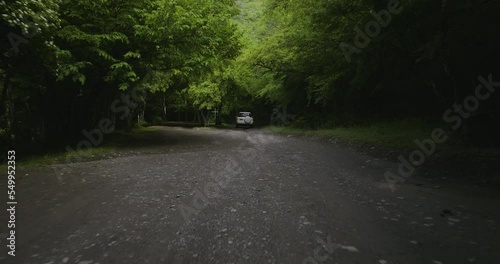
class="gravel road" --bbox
[2,126,499,264]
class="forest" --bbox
[1,0,500,158]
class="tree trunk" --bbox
[200,110,208,127]
[125,112,132,132]
[162,95,167,121]
[185,99,188,122]
[440,0,467,137]
[0,76,8,110]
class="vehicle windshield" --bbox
[238,112,250,117]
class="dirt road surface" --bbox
[1,127,499,264]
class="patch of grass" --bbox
[153,121,205,127]
[105,126,159,145]
[19,146,119,167]
[0,126,159,169]
[269,119,441,150]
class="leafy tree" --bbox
[1,0,62,150]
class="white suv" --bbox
[236,112,254,128]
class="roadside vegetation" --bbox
[269,119,439,150]
[0,126,157,169]
[1,0,499,161]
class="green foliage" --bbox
[135,0,241,86]
[1,0,243,153]
[3,0,499,156]
[270,118,437,150]
[1,0,61,35]
[188,80,222,111]
[233,0,500,129]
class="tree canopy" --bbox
[235,0,499,114]
[2,0,500,156]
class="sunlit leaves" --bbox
[0,0,61,35]
[136,0,241,85]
